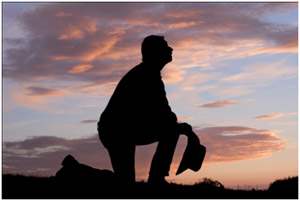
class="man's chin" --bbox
[161,56,172,64]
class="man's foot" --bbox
[147,175,169,185]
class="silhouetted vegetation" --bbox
[2,174,298,199]
[268,176,298,199]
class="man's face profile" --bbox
[161,40,173,63]
[142,35,173,66]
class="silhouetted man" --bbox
[98,35,196,185]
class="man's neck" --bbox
[142,60,167,72]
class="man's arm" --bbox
[178,122,195,137]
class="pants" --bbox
[98,125,180,184]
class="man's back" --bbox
[99,62,177,134]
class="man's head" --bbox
[141,35,173,66]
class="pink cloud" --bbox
[3,2,297,92]
[255,112,297,120]
[3,134,112,176]
[58,16,97,40]
[3,125,285,179]
[222,60,297,84]
[200,100,238,108]
[194,126,285,164]
[256,113,284,120]
[168,21,197,29]
[26,86,64,96]
[162,68,186,83]
[68,64,94,74]
[177,116,194,122]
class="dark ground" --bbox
[2,174,298,199]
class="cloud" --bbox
[3,134,112,176]
[5,136,68,150]
[193,126,285,164]
[68,64,94,74]
[2,3,297,114]
[177,116,194,122]
[255,112,297,120]
[3,2,297,91]
[81,120,98,124]
[57,16,97,40]
[26,86,64,96]
[196,59,297,99]
[3,125,285,179]
[179,72,218,91]
[222,60,297,85]
[161,68,186,83]
[168,21,197,29]
[10,84,70,113]
[256,113,284,120]
[200,100,238,108]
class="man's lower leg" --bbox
[148,132,179,184]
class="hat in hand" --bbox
[176,133,206,175]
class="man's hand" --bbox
[178,122,200,142]
[178,122,193,135]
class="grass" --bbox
[2,174,298,199]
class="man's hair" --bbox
[141,35,165,61]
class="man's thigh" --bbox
[99,123,178,146]
[133,126,178,146]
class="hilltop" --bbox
[2,155,298,198]
[2,174,298,199]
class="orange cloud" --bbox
[4,3,297,92]
[58,25,84,40]
[162,68,186,83]
[169,21,197,29]
[78,82,117,97]
[255,112,297,120]
[58,16,97,40]
[80,37,119,61]
[200,100,238,108]
[178,116,194,122]
[68,64,93,74]
[194,126,285,164]
[248,43,298,56]
[256,113,284,120]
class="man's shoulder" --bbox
[125,63,146,77]
[118,63,144,85]
[122,62,160,83]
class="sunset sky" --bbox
[3,2,298,189]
